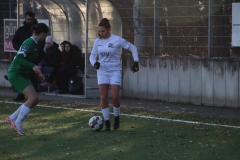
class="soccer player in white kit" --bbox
[90,18,139,131]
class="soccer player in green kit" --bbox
[5,23,49,136]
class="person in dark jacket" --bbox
[12,12,36,50]
[39,36,62,74]
[40,41,67,87]
[10,11,45,101]
[41,41,83,94]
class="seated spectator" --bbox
[60,41,66,53]
[39,36,62,74]
[41,41,84,94]
[59,41,68,65]
[40,40,67,87]
[53,41,84,94]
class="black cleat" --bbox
[105,120,111,131]
[113,116,120,130]
[13,93,25,101]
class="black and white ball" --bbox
[89,116,103,131]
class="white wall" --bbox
[122,56,240,108]
[1,57,240,108]
[0,62,11,87]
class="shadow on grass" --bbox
[1,102,240,160]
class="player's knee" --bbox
[101,93,108,100]
[101,96,108,103]
[111,94,119,101]
[32,95,39,104]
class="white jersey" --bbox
[90,34,139,71]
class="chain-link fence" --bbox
[110,0,240,58]
[1,0,240,62]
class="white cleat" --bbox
[11,122,25,136]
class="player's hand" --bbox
[94,62,100,69]
[38,74,45,82]
[32,65,42,75]
[131,62,139,73]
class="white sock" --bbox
[101,108,110,121]
[15,105,31,126]
[9,104,23,121]
[113,106,120,117]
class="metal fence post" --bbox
[154,0,160,56]
[84,0,89,98]
[208,0,213,58]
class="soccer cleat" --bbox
[5,117,12,125]
[113,116,120,130]
[105,120,111,131]
[11,122,25,136]
[40,82,52,87]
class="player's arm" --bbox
[119,37,139,72]
[119,37,139,62]
[89,40,98,66]
[15,54,42,75]
[128,44,139,62]
[89,39,100,69]
[14,43,36,69]
[14,53,35,69]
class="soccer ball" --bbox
[89,116,103,131]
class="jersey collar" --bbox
[30,36,38,44]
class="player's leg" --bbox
[22,85,39,108]
[109,70,121,130]
[5,76,24,124]
[110,85,120,130]
[99,84,111,131]
[5,106,22,125]
[97,70,111,131]
[12,85,38,136]
[7,75,38,136]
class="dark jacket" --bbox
[12,20,45,64]
[12,20,37,51]
[62,45,84,72]
[43,42,62,67]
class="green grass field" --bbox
[0,98,240,160]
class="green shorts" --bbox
[8,74,33,93]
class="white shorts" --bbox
[97,70,122,85]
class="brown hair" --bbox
[98,18,111,29]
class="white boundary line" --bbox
[1,101,240,129]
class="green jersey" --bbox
[8,37,38,78]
